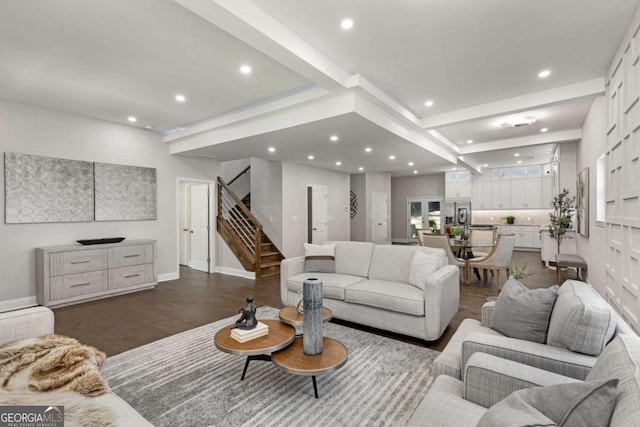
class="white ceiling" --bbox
[1,0,638,176]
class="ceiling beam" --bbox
[421,78,605,129]
[460,129,582,154]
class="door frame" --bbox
[407,196,444,240]
[176,177,216,276]
[307,184,328,244]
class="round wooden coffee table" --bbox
[214,319,295,380]
[272,336,348,398]
[278,306,332,326]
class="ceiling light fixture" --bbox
[514,153,520,157]
[497,116,536,128]
[128,116,137,123]
[336,161,342,166]
[365,147,372,153]
[424,100,434,107]
[413,170,418,174]
[408,162,414,166]
[358,167,364,171]
[452,167,457,171]
[240,64,252,75]
[330,135,339,142]
[483,164,489,167]
[340,18,354,30]
[467,139,473,144]
[268,147,276,153]
[143,125,154,129]
[389,155,396,160]
[308,155,314,160]
[538,69,551,78]
[517,160,523,164]
[175,94,186,102]
[541,128,548,133]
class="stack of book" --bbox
[231,322,269,343]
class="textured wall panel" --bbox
[4,152,93,223]
[94,162,157,221]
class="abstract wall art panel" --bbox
[577,167,589,237]
[94,162,157,221]
[4,152,94,223]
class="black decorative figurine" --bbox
[232,295,257,330]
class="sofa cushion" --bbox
[287,272,366,301]
[490,278,558,343]
[586,334,640,426]
[477,378,618,427]
[344,279,424,316]
[333,241,375,277]
[547,280,616,356]
[368,245,446,283]
[408,250,441,291]
[303,243,335,273]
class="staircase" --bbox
[217,175,284,278]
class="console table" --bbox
[36,239,157,307]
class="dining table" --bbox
[448,238,494,285]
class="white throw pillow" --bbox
[304,243,335,257]
[408,250,440,290]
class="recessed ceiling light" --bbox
[517,160,523,164]
[413,170,418,174]
[538,69,551,78]
[541,128,548,133]
[408,162,414,166]
[497,116,536,128]
[467,139,473,144]
[268,147,276,153]
[143,125,154,129]
[240,64,252,75]
[308,155,314,160]
[175,94,186,102]
[365,147,372,153]
[336,161,342,166]
[483,164,489,167]
[452,167,457,171]
[389,155,396,160]
[358,167,364,171]
[128,116,137,123]
[514,153,520,157]
[330,135,339,142]
[340,18,354,30]
[424,100,434,107]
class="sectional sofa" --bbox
[280,241,460,341]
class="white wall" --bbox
[350,174,366,241]
[390,174,445,240]
[0,99,220,308]
[281,163,350,257]
[558,142,577,198]
[250,157,283,250]
[365,172,391,242]
[221,159,250,199]
[576,97,607,292]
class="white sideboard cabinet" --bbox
[36,239,157,307]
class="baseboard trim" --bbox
[158,272,180,282]
[0,296,38,313]
[213,267,255,280]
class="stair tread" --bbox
[261,251,279,257]
[260,261,281,268]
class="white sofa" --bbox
[280,241,460,341]
[0,307,151,427]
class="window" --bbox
[596,154,606,224]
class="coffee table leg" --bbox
[312,375,318,398]
[241,355,272,380]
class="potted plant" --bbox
[451,226,464,240]
[549,188,576,255]
[510,263,534,280]
[504,215,515,225]
[428,218,438,233]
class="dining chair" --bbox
[468,228,496,259]
[421,234,467,283]
[466,234,516,290]
[415,228,433,246]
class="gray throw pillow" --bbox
[490,278,559,343]
[303,243,336,273]
[477,378,619,427]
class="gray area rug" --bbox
[103,307,439,427]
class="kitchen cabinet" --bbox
[491,180,511,209]
[510,178,542,208]
[497,225,540,249]
[472,180,492,209]
[541,176,554,209]
[445,170,471,200]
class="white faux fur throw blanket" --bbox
[0,334,110,396]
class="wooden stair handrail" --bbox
[217,177,262,231]
[227,165,251,186]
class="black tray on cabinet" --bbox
[77,237,126,245]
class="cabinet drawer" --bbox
[50,249,107,276]
[108,245,153,268]
[50,271,107,301]
[109,264,154,290]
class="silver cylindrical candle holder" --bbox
[303,278,323,355]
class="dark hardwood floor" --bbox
[54,250,562,356]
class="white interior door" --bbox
[179,184,189,266]
[371,192,388,244]
[189,183,209,272]
[311,185,328,244]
